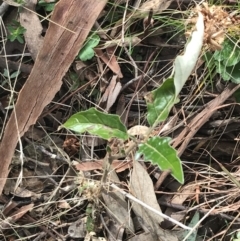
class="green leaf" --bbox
[10,70,20,79]
[234,89,240,103]
[146,78,176,127]
[7,22,26,43]
[203,52,215,68]
[38,0,55,11]
[215,62,231,81]
[78,34,100,61]
[17,35,24,44]
[44,3,55,11]
[86,216,94,232]
[146,14,204,127]
[226,62,240,83]
[213,39,240,67]
[137,136,184,183]
[8,35,16,42]
[3,69,10,78]
[183,212,199,241]
[61,107,128,140]
[216,61,240,83]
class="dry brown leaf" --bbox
[73,159,132,173]
[100,75,117,103]
[58,200,71,209]
[19,0,43,60]
[130,161,164,225]
[102,168,135,233]
[100,75,122,112]
[0,0,108,195]
[107,46,123,77]
[127,125,149,137]
[0,203,34,229]
[106,81,122,111]
[100,37,141,49]
[139,0,172,14]
[171,184,196,205]
[167,183,196,223]
[130,161,178,240]
[8,203,34,222]
[4,178,41,199]
[75,61,87,71]
[95,48,123,78]
[103,75,122,111]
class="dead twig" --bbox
[0,57,32,74]
[172,83,240,156]
[111,183,192,230]
[154,169,171,191]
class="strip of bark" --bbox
[0,0,107,195]
[172,83,240,156]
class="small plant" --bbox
[60,13,205,184]
[13,0,25,5]
[38,0,56,12]
[78,34,100,61]
[212,38,240,83]
[3,69,21,80]
[85,204,95,232]
[7,20,26,44]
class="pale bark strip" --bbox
[0,0,107,194]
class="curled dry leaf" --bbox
[95,48,123,78]
[101,168,135,233]
[99,37,141,49]
[130,161,178,240]
[127,125,149,137]
[4,178,41,199]
[58,200,71,209]
[100,75,122,111]
[107,81,122,111]
[0,203,34,229]
[73,159,132,173]
[166,184,196,225]
[75,61,87,71]
[139,0,172,14]
[130,161,163,224]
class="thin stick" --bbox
[110,183,192,230]
[182,198,226,241]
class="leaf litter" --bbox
[0,0,239,240]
